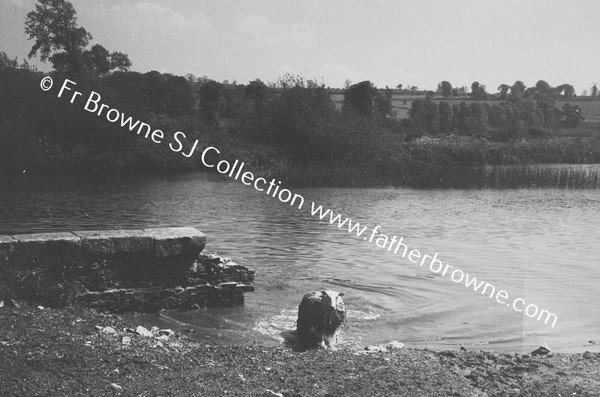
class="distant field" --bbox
[330,93,424,119]
[330,93,600,122]
[557,101,600,123]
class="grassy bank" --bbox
[248,136,600,188]
[1,304,599,396]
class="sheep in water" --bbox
[297,290,346,349]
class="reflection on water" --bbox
[1,171,599,352]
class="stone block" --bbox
[145,227,206,258]
[0,235,18,265]
[9,232,81,273]
[0,227,253,312]
[0,235,19,295]
[144,228,207,286]
[74,229,152,256]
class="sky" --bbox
[1,0,600,93]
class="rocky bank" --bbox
[0,304,599,396]
[0,228,255,312]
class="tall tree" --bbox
[438,101,454,133]
[561,103,584,127]
[25,0,91,72]
[509,81,525,101]
[0,51,19,69]
[423,99,439,133]
[343,80,378,116]
[498,84,510,101]
[556,84,575,99]
[535,80,551,94]
[25,0,130,73]
[373,91,393,117]
[245,79,268,103]
[409,99,426,131]
[82,44,130,75]
[198,80,226,123]
[439,81,453,97]
[470,81,487,100]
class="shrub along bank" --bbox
[1,66,600,188]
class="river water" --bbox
[1,171,599,353]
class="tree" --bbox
[535,80,551,94]
[439,81,452,97]
[373,91,393,117]
[83,44,110,74]
[470,81,487,100]
[245,79,268,103]
[80,44,130,75]
[455,101,471,132]
[509,81,525,101]
[488,104,506,127]
[270,78,334,155]
[409,99,424,130]
[591,83,598,100]
[108,51,131,73]
[498,84,510,101]
[438,101,454,133]
[25,0,91,72]
[523,87,536,99]
[466,102,489,134]
[185,73,197,84]
[423,100,439,133]
[0,52,15,68]
[556,84,575,99]
[25,0,130,73]
[198,80,226,123]
[561,103,583,128]
[343,80,378,116]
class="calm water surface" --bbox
[1,172,599,353]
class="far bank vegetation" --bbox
[1,0,600,188]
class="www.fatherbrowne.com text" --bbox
[309,203,558,328]
[42,76,558,328]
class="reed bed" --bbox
[255,162,600,189]
[394,164,600,189]
[482,165,600,189]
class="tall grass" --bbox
[248,162,600,189]
[481,165,600,189]
[393,164,600,189]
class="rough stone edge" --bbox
[0,235,18,243]
[10,231,81,243]
[73,229,152,256]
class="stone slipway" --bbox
[0,227,254,312]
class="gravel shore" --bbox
[1,305,598,396]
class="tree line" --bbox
[435,80,578,101]
[409,97,583,141]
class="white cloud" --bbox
[130,2,212,31]
[235,14,317,47]
[321,63,367,86]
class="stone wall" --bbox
[0,227,254,312]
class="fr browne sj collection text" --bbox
[39,76,558,328]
